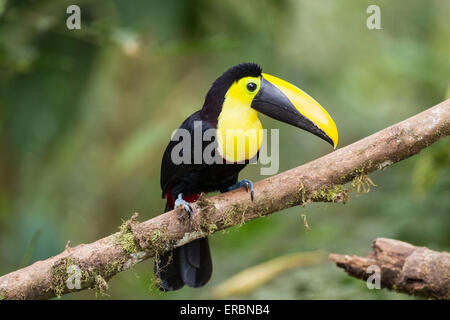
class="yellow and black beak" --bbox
[251,73,338,148]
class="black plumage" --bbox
[155,63,261,291]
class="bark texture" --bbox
[329,238,450,299]
[0,99,449,300]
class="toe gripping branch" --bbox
[172,180,254,216]
[174,193,193,214]
[227,179,254,201]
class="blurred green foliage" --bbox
[0,0,449,299]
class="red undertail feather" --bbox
[166,188,201,209]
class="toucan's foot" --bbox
[174,193,192,215]
[228,179,254,201]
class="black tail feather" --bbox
[179,238,212,288]
[154,248,184,291]
[154,238,212,291]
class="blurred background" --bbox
[0,0,449,299]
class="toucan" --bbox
[155,63,338,291]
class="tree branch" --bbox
[329,238,450,299]
[0,99,448,300]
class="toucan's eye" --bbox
[247,82,257,92]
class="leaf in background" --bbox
[19,229,41,268]
[0,0,5,18]
[211,251,326,299]
[411,140,449,196]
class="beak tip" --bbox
[327,134,338,149]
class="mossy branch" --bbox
[0,99,449,300]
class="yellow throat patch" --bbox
[217,76,263,163]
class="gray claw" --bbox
[241,179,254,201]
[228,179,254,201]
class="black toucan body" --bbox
[155,63,338,291]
